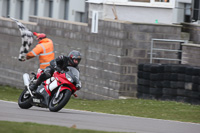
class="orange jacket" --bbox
[26,38,55,69]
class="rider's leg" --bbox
[30,66,54,90]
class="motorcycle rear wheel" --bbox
[18,88,33,109]
[49,89,72,112]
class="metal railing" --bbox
[150,38,188,64]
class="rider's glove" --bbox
[76,81,81,90]
[54,66,62,73]
[60,70,65,74]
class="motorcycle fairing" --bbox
[31,85,50,107]
[44,77,59,96]
[54,72,77,92]
[59,86,72,92]
[44,85,51,96]
[54,72,69,84]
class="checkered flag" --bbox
[10,17,33,61]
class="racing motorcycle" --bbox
[18,66,81,112]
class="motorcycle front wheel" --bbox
[18,88,33,109]
[49,89,72,112]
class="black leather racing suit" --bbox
[35,55,80,87]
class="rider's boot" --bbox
[29,79,42,91]
[29,71,51,91]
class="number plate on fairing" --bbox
[33,98,40,103]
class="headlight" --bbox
[65,74,73,82]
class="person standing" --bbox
[26,32,55,69]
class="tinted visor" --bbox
[73,58,81,65]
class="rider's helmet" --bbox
[68,50,82,67]
[33,32,46,40]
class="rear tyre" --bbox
[18,88,33,109]
[49,89,72,112]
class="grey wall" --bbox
[182,23,200,44]
[0,16,183,100]
[181,23,200,66]
[182,44,200,66]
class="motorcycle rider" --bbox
[29,50,82,90]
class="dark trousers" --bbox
[36,65,55,85]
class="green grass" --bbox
[0,85,22,102]
[67,98,200,123]
[0,121,123,133]
[0,85,200,123]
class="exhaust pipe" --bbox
[23,73,33,97]
[23,73,30,86]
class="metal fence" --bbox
[150,38,188,64]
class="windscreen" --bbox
[65,66,80,83]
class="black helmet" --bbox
[68,50,82,67]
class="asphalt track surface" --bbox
[0,100,200,133]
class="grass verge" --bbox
[0,121,124,133]
[0,85,200,123]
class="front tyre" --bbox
[49,89,72,112]
[18,88,33,109]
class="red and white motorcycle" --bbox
[18,66,80,112]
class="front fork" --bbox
[55,86,61,99]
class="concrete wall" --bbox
[0,16,183,100]
[181,23,200,65]
[182,23,200,44]
[182,44,200,66]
